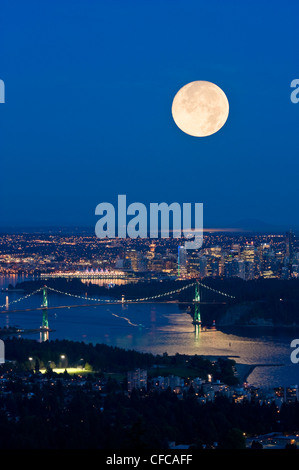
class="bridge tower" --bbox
[42,286,49,329]
[192,282,201,329]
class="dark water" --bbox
[1,275,299,388]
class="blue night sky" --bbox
[0,0,298,230]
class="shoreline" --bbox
[234,362,285,384]
[218,324,299,329]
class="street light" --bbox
[28,357,34,371]
[60,354,67,369]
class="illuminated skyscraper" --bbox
[211,259,220,277]
[285,230,295,261]
[198,255,207,278]
[178,245,187,277]
[242,243,255,264]
[187,250,199,276]
[125,250,146,272]
[231,244,241,257]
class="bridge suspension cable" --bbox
[0,287,44,309]
[46,281,198,303]
[0,279,235,311]
[196,280,236,299]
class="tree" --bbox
[251,440,263,449]
[218,428,246,449]
[34,359,40,373]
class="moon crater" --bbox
[172,81,229,137]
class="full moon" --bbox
[171,81,229,137]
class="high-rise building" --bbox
[242,243,255,264]
[125,250,146,272]
[127,368,147,392]
[224,256,233,278]
[211,259,220,277]
[291,264,299,278]
[198,255,207,278]
[262,248,275,278]
[231,244,241,257]
[187,250,201,277]
[285,385,298,404]
[178,246,187,277]
[244,261,254,280]
[281,266,289,280]
[209,246,222,258]
[231,258,245,279]
[285,230,295,261]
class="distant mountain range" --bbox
[205,219,298,234]
[0,219,298,235]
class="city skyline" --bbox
[0,228,297,282]
[0,1,299,229]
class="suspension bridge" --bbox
[0,280,236,337]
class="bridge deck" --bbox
[0,300,226,314]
